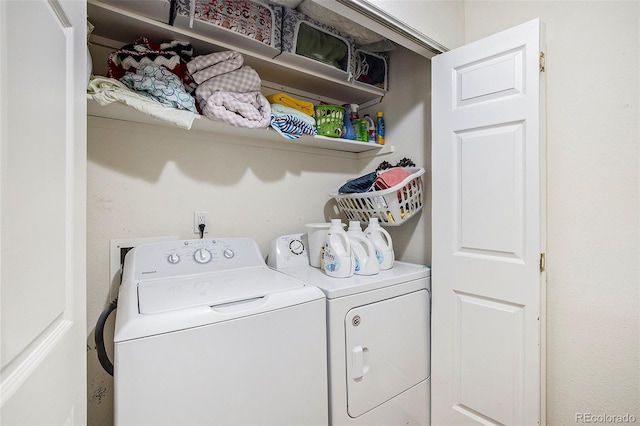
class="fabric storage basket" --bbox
[354,49,388,91]
[173,0,282,58]
[331,168,425,226]
[101,0,173,24]
[276,7,355,82]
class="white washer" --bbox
[114,238,329,426]
[268,234,431,426]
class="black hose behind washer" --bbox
[95,298,118,376]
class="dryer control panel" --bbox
[124,238,265,280]
[267,233,310,269]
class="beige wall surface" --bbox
[463,1,640,423]
[366,0,466,50]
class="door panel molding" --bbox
[455,121,525,259]
[1,319,72,403]
[454,46,526,107]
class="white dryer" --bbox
[114,238,328,426]
[269,234,431,426]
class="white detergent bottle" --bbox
[323,219,355,278]
[347,221,379,276]
[364,217,395,270]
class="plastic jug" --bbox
[347,221,379,275]
[376,111,385,145]
[364,217,394,270]
[323,219,355,278]
[305,223,332,268]
[341,104,355,140]
[363,114,376,143]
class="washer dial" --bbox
[193,248,212,264]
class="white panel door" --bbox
[431,19,546,425]
[0,0,86,424]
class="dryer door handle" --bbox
[351,346,370,381]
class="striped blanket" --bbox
[108,37,196,92]
[269,103,316,139]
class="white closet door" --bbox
[431,19,546,425]
[0,1,86,424]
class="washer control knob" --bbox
[167,253,181,264]
[193,248,212,264]
[223,248,235,259]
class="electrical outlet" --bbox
[194,211,208,235]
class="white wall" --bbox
[463,1,640,423]
[360,48,432,265]
[365,0,466,50]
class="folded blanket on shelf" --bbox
[270,114,317,140]
[187,51,244,84]
[266,93,314,116]
[87,76,197,130]
[200,91,271,128]
[269,102,316,139]
[195,66,262,103]
[120,64,198,114]
[108,37,196,92]
[270,103,316,127]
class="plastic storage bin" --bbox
[173,0,282,58]
[277,6,355,81]
[331,168,425,226]
[313,105,345,138]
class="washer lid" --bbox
[138,267,305,314]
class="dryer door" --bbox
[345,289,430,418]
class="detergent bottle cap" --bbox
[348,220,362,231]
